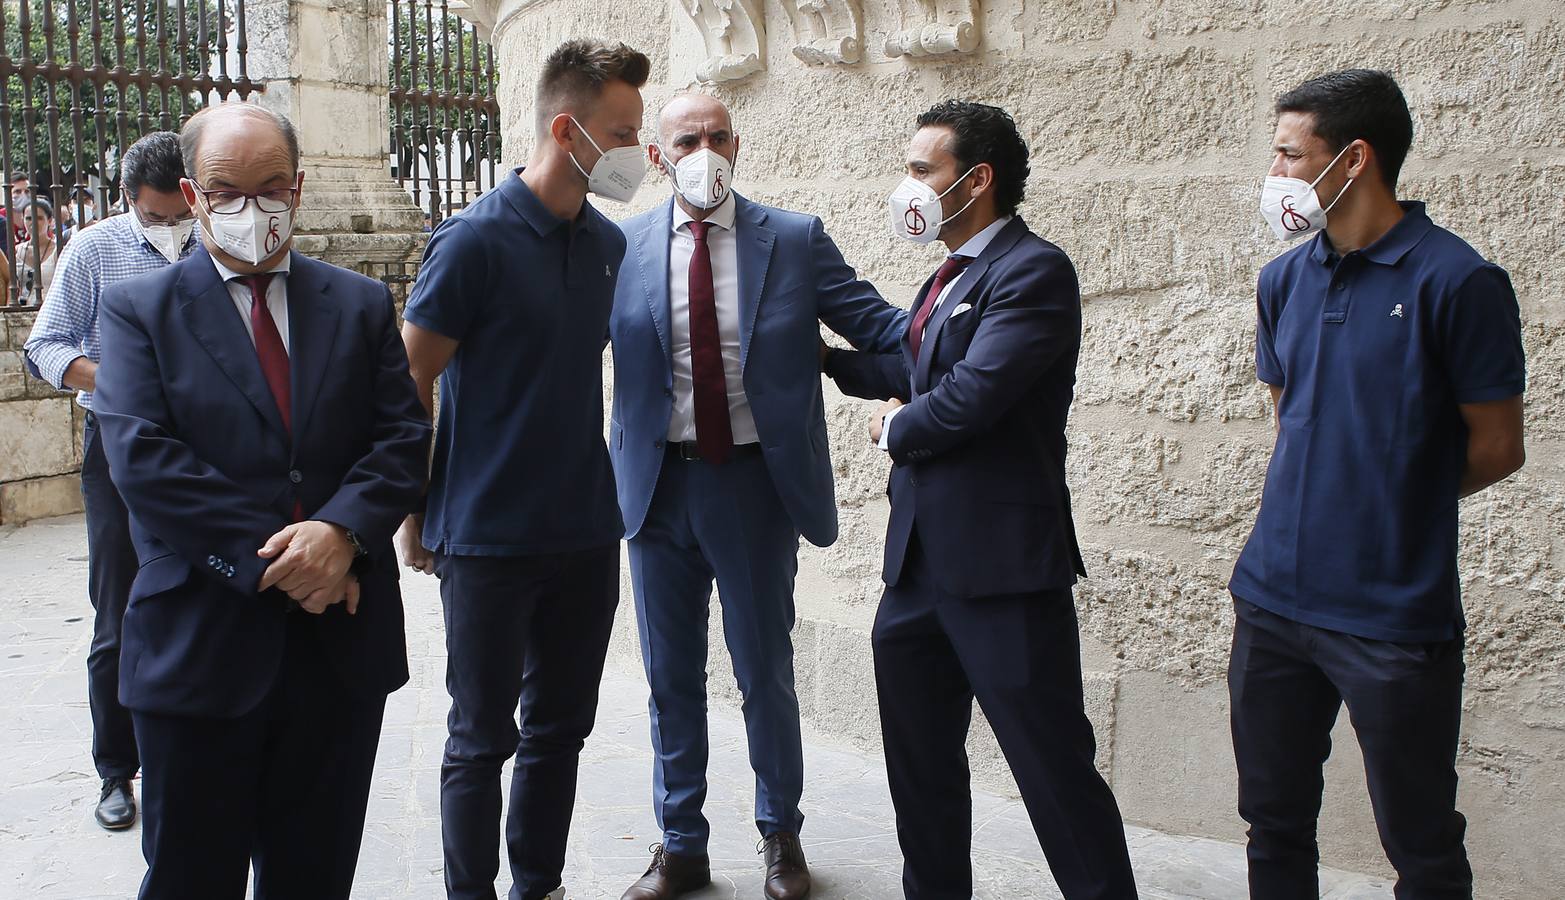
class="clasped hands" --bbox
[257,521,359,615]
[868,398,903,446]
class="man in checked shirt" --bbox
[22,131,197,831]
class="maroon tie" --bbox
[686,221,733,464]
[245,273,291,433]
[908,254,972,360]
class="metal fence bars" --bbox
[0,0,263,307]
[388,0,500,230]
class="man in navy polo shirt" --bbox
[1231,69,1526,899]
[395,39,650,900]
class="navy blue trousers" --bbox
[437,547,619,900]
[873,534,1138,900]
[133,613,386,900]
[627,450,805,856]
[1228,598,1472,900]
[81,414,140,779]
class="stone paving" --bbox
[0,515,1395,899]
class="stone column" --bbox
[244,0,424,238]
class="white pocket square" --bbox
[947,302,974,319]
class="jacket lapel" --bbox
[913,217,1030,393]
[636,199,674,369]
[734,195,774,372]
[284,251,339,442]
[175,247,289,436]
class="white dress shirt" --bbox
[212,251,292,352]
[667,195,759,445]
[880,215,1014,450]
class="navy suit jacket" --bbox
[93,246,431,718]
[610,194,906,547]
[827,217,1088,598]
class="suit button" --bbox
[289,469,303,484]
[207,555,218,566]
[225,567,235,578]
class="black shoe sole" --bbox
[95,814,136,831]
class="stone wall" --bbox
[477,0,1565,893]
[0,311,85,526]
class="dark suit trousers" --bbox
[627,450,806,856]
[132,612,387,900]
[1228,598,1471,900]
[81,413,140,779]
[873,534,1138,900]
[437,547,619,900]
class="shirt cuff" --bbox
[878,404,904,452]
[25,342,86,391]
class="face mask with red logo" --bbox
[887,166,977,245]
[207,197,293,265]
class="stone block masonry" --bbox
[462,0,1565,894]
[0,311,85,526]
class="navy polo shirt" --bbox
[1230,202,1525,642]
[404,169,626,555]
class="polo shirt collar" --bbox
[502,166,597,237]
[1309,201,1433,267]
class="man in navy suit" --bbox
[610,94,905,900]
[91,103,430,900]
[823,101,1139,899]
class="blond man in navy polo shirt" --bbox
[397,39,649,900]
[1231,69,1526,899]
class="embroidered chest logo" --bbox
[1389,303,1405,318]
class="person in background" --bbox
[10,170,32,245]
[22,131,198,832]
[16,198,59,304]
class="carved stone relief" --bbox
[678,0,768,82]
[884,0,982,58]
[781,0,864,67]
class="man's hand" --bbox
[296,572,360,616]
[869,398,903,445]
[257,520,356,600]
[396,513,435,575]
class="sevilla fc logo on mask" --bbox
[264,216,282,254]
[904,204,927,236]
[1278,195,1310,233]
[711,170,726,203]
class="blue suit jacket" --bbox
[826,217,1088,598]
[610,194,906,547]
[92,246,431,718]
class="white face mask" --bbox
[661,147,733,210]
[887,166,978,244]
[206,199,293,265]
[140,217,195,264]
[1259,143,1355,242]
[567,116,646,203]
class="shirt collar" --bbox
[503,166,596,236]
[950,214,1013,260]
[210,248,292,284]
[672,193,737,234]
[1309,201,1432,267]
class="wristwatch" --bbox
[343,528,369,558]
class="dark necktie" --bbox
[244,273,291,433]
[908,254,972,361]
[686,220,733,464]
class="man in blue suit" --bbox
[823,101,1139,899]
[92,103,430,900]
[611,94,906,900]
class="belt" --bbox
[667,441,763,462]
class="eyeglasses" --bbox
[190,182,298,215]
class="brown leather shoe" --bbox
[760,832,811,899]
[620,843,712,900]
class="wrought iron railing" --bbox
[388,0,500,230]
[0,0,263,308]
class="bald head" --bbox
[657,93,733,147]
[180,103,299,184]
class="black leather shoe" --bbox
[95,776,137,830]
[620,843,711,900]
[760,832,811,899]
